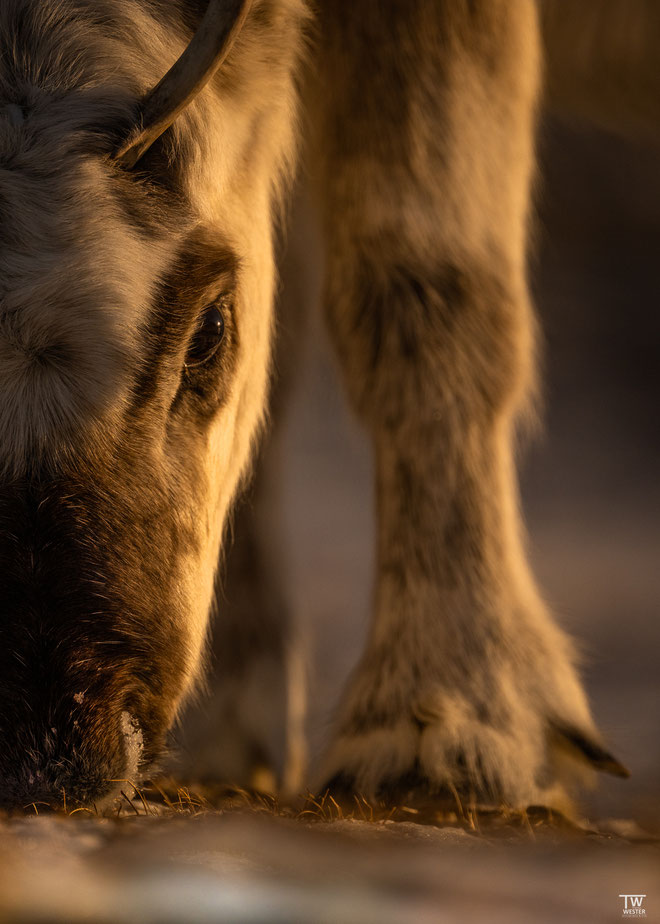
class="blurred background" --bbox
[273,112,660,831]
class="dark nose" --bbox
[0,711,140,810]
[1,764,117,811]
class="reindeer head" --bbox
[0,0,302,808]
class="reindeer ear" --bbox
[548,719,630,778]
[114,0,252,169]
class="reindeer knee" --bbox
[325,259,534,433]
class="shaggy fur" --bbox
[0,0,628,808]
[304,0,590,807]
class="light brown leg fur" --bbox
[309,0,625,806]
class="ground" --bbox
[0,789,657,923]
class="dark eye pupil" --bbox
[186,304,225,368]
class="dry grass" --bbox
[10,778,653,846]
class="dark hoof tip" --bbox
[550,721,631,779]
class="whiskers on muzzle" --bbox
[0,711,146,811]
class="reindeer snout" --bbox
[0,710,143,810]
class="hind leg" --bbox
[311,0,625,806]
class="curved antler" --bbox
[115,0,253,168]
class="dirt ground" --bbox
[0,116,657,921]
[0,796,658,923]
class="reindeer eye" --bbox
[185,302,226,369]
